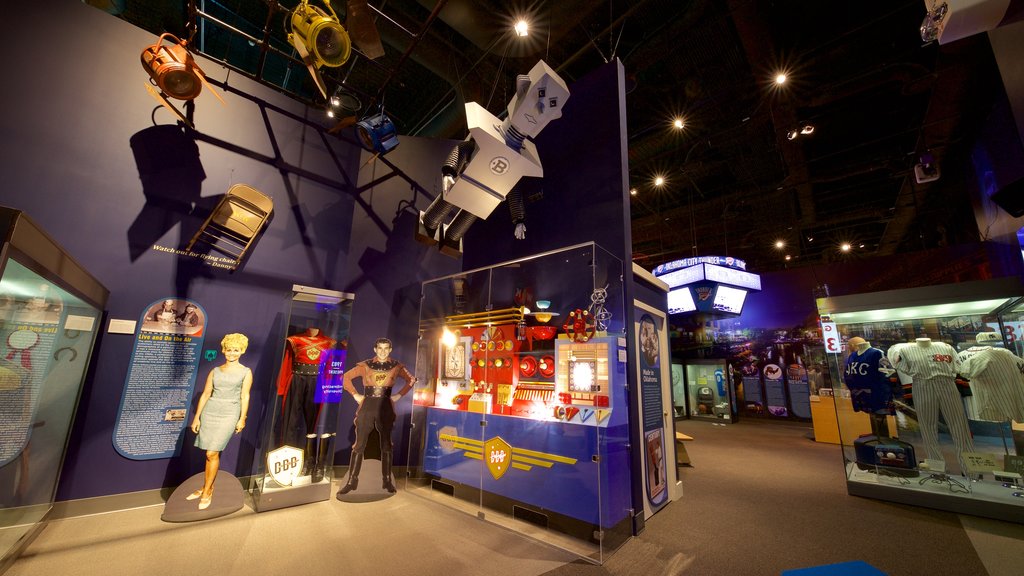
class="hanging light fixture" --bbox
[141,33,209,101]
[140,32,224,127]
[356,111,399,155]
[288,0,351,68]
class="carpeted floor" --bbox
[542,418,1024,576]
[7,419,1024,576]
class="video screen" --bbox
[667,287,697,314]
[712,285,747,314]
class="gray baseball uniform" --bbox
[958,346,1024,422]
[888,340,974,471]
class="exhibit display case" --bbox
[683,359,733,422]
[0,207,108,572]
[250,285,354,512]
[405,242,632,563]
[816,277,1024,522]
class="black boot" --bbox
[302,435,317,477]
[338,452,363,495]
[381,450,396,493]
[313,434,335,483]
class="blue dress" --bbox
[195,367,248,451]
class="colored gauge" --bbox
[539,355,555,378]
[520,356,537,377]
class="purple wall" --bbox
[0,1,457,500]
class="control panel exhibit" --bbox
[405,243,633,557]
[816,278,1024,523]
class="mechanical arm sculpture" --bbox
[416,60,570,256]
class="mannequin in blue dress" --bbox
[188,333,253,510]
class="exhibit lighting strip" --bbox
[829,298,1011,324]
[443,307,525,327]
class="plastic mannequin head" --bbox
[847,336,867,352]
[915,337,932,347]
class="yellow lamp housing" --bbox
[141,33,205,101]
[289,1,352,68]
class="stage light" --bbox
[141,33,207,101]
[630,188,638,196]
[654,176,665,186]
[288,0,351,69]
[786,129,799,141]
[774,240,785,249]
[800,124,814,135]
[774,73,787,85]
[514,20,529,37]
[673,118,685,129]
[356,112,399,155]
[920,2,948,42]
[840,243,851,252]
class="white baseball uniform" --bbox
[888,340,974,471]
[958,346,1024,422]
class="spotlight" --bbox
[673,118,685,130]
[287,0,351,98]
[141,33,208,101]
[356,112,399,155]
[141,33,224,126]
[840,243,851,252]
[800,124,814,135]
[654,176,665,186]
[630,188,638,196]
[514,20,529,37]
[774,240,785,249]
[774,73,787,85]
[786,129,799,141]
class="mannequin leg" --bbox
[314,433,334,483]
[381,450,395,493]
[302,435,317,476]
[200,450,220,509]
[338,451,363,494]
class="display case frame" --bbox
[405,242,632,563]
[0,207,108,573]
[816,277,1024,523]
[683,359,734,422]
[250,285,354,512]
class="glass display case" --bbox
[250,285,354,512]
[0,207,108,572]
[405,242,632,563]
[683,359,733,422]
[816,277,1024,523]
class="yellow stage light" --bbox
[288,0,352,69]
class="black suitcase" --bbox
[853,434,919,477]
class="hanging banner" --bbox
[113,297,207,460]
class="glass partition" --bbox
[0,208,107,571]
[250,285,354,512]
[817,278,1024,523]
[406,242,631,563]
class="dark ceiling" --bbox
[109,0,1005,274]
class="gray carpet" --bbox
[9,419,1024,576]
[543,419,1006,575]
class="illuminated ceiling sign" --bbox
[652,255,747,276]
[704,264,762,290]
[656,264,705,288]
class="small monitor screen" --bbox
[667,287,697,314]
[712,285,747,314]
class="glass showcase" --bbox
[405,242,632,563]
[0,208,108,571]
[250,285,354,512]
[816,277,1024,522]
[683,359,733,422]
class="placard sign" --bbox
[113,298,207,460]
[822,321,841,354]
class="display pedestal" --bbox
[161,472,244,522]
[335,459,395,503]
[810,394,875,445]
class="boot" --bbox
[313,434,335,483]
[337,452,363,495]
[302,435,317,476]
[381,450,396,493]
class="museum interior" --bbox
[2,1,1024,575]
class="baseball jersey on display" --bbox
[844,347,894,413]
[959,346,1024,422]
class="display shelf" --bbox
[817,277,1024,523]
